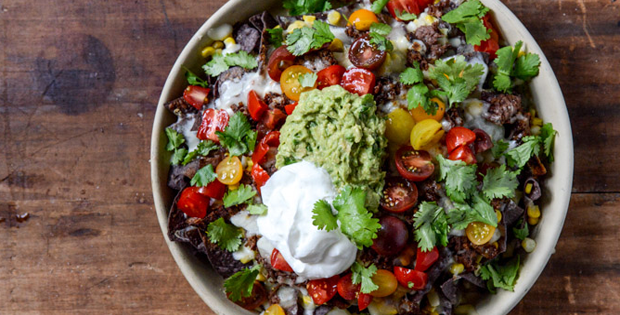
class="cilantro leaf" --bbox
[492,73,512,93]
[183,140,218,165]
[369,23,393,51]
[481,164,519,200]
[299,72,318,88]
[351,262,379,294]
[480,256,520,292]
[514,53,541,80]
[414,202,449,252]
[224,265,261,302]
[247,204,268,215]
[333,186,381,249]
[457,19,490,46]
[312,199,338,231]
[190,164,218,187]
[540,123,557,162]
[202,54,230,77]
[394,9,417,21]
[505,136,541,169]
[448,194,498,229]
[371,0,389,13]
[406,83,431,112]
[495,41,523,75]
[165,128,185,151]
[428,56,484,106]
[223,184,257,207]
[184,67,209,88]
[441,0,490,45]
[491,139,509,158]
[400,63,424,85]
[171,148,188,165]
[216,112,257,156]
[207,217,243,252]
[283,0,332,16]
[513,222,529,240]
[493,41,540,92]
[436,155,478,203]
[286,21,334,56]
[266,27,284,48]
[203,51,258,77]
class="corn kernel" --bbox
[532,117,543,126]
[228,183,240,190]
[450,263,464,275]
[302,15,316,24]
[287,20,306,33]
[328,38,344,52]
[527,205,541,218]
[327,11,341,25]
[256,271,267,282]
[495,210,502,223]
[525,183,533,194]
[528,216,539,225]
[223,36,236,47]
[246,160,254,172]
[212,41,224,49]
[427,289,440,307]
[302,295,314,307]
[240,256,253,264]
[201,46,215,58]
[425,15,436,24]
[522,237,537,253]
[215,48,223,55]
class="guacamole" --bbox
[275,85,387,209]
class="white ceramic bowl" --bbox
[150,1,574,314]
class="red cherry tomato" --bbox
[248,90,269,121]
[371,215,409,256]
[177,187,210,218]
[474,14,500,59]
[337,273,360,301]
[349,35,387,70]
[183,85,210,110]
[307,275,340,305]
[414,247,439,272]
[270,249,294,272]
[251,163,271,191]
[358,292,373,311]
[380,177,418,213]
[317,65,347,90]
[261,108,287,130]
[197,180,227,200]
[394,266,428,290]
[386,0,433,20]
[341,68,376,96]
[197,109,229,143]
[449,145,476,165]
[267,46,296,81]
[395,146,435,182]
[446,127,476,153]
[252,131,280,165]
[228,281,268,310]
[284,102,298,115]
[472,128,493,153]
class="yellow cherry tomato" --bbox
[385,108,416,145]
[216,156,243,185]
[370,269,398,298]
[264,304,286,315]
[466,222,496,245]
[280,65,316,101]
[348,9,379,31]
[410,98,446,122]
[410,119,445,150]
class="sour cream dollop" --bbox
[256,161,357,280]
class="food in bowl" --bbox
[160,0,557,313]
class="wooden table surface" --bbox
[1,0,618,314]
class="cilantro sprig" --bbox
[203,51,258,77]
[165,128,187,165]
[266,27,284,48]
[413,202,449,252]
[299,72,318,88]
[184,67,209,88]
[190,164,218,187]
[223,184,257,207]
[311,200,338,231]
[371,0,389,13]
[351,262,379,294]
[283,0,332,16]
[224,265,261,302]
[394,9,417,21]
[369,23,393,51]
[216,112,257,157]
[481,164,519,200]
[493,41,541,93]
[505,136,541,169]
[441,0,490,46]
[400,62,441,116]
[428,56,485,106]
[207,217,243,252]
[183,140,218,165]
[479,256,520,292]
[286,21,335,56]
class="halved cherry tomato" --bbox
[474,14,500,59]
[473,128,493,153]
[348,9,379,31]
[251,163,270,191]
[317,65,346,90]
[394,267,428,290]
[372,215,409,256]
[270,249,293,272]
[216,156,243,185]
[410,119,444,150]
[177,187,210,218]
[414,247,439,272]
[197,180,227,200]
[229,281,268,310]
[197,109,229,143]
[280,65,315,101]
[337,273,360,301]
[449,145,476,165]
[267,46,296,81]
[385,108,416,145]
[248,90,269,121]
[183,85,210,110]
[252,131,280,165]
[395,146,435,182]
[349,35,387,70]
[380,177,418,213]
[386,0,433,20]
[284,103,297,115]
[358,292,373,311]
[370,269,398,297]
[261,108,287,130]
[341,68,376,96]
[307,275,340,305]
[466,222,496,245]
[446,127,476,153]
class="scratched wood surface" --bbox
[0,0,618,314]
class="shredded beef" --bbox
[406,49,429,70]
[418,179,441,202]
[264,92,290,112]
[164,96,198,116]
[345,24,367,40]
[413,24,450,61]
[481,91,523,125]
[373,77,402,105]
[246,235,260,251]
[444,107,464,130]
[427,0,454,18]
[358,248,394,270]
[297,50,338,72]
[449,236,478,272]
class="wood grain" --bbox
[0,0,618,314]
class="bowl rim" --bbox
[150,0,574,314]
